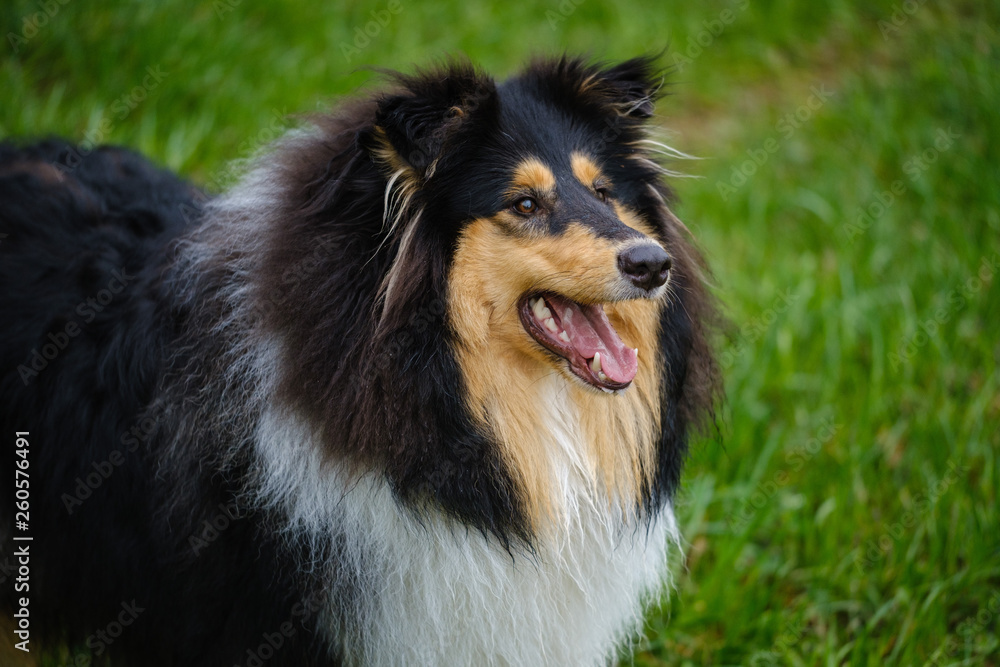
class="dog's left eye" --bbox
[512,197,539,215]
[594,185,611,203]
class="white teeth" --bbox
[544,317,559,333]
[558,331,570,343]
[532,298,551,321]
[564,308,573,322]
[633,348,639,358]
[592,353,609,382]
[590,352,602,373]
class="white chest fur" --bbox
[333,475,675,666]
[252,388,678,666]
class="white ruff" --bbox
[253,373,678,667]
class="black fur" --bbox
[0,143,330,664]
[0,55,719,664]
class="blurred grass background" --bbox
[3,0,998,664]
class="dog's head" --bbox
[366,56,677,395]
[347,55,719,527]
[260,55,717,537]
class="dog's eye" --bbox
[594,185,611,203]
[512,197,539,215]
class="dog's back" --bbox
[0,139,195,377]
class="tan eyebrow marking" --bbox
[507,158,556,196]
[570,151,604,188]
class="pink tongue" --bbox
[546,295,638,384]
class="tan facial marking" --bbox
[613,201,660,238]
[507,158,556,197]
[448,215,665,530]
[570,151,603,189]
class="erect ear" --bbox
[367,63,497,178]
[595,55,663,118]
[542,54,664,120]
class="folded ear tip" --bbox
[367,66,496,176]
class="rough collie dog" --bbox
[0,55,719,665]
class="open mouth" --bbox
[518,293,639,392]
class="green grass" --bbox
[4,0,998,664]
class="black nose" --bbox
[618,244,672,291]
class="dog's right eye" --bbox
[512,197,539,216]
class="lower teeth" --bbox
[590,352,602,373]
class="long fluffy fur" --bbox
[0,55,719,665]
